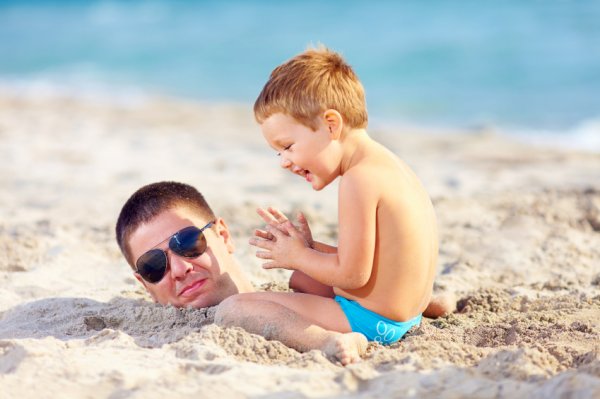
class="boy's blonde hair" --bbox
[254,46,368,130]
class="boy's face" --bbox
[260,112,341,191]
[127,205,239,308]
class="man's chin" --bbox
[154,280,234,309]
[153,291,215,308]
[185,295,220,309]
[167,291,218,309]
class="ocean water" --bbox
[1,0,599,149]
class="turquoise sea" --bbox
[1,0,599,148]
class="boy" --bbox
[216,46,442,365]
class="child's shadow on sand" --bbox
[0,297,215,348]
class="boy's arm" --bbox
[311,241,337,254]
[254,171,378,290]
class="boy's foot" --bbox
[323,332,368,366]
[423,293,457,319]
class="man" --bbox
[115,181,254,309]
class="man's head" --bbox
[116,181,252,308]
[254,45,368,132]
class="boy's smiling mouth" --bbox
[291,164,311,179]
[296,169,313,182]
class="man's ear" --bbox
[323,109,344,140]
[215,217,235,253]
[133,272,158,302]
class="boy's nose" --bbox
[280,156,292,169]
[169,253,193,279]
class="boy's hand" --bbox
[253,207,314,248]
[250,221,310,270]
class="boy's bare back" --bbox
[333,132,438,321]
[252,46,440,325]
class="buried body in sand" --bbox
[116,181,453,365]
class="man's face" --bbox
[128,205,239,308]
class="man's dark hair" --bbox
[116,181,216,268]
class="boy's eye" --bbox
[276,144,292,156]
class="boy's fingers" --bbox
[263,208,281,227]
[254,229,274,240]
[255,250,273,259]
[257,208,277,224]
[296,212,310,230]
[283,221,301,238]
[268,207,288,224]
[262,261,278,270]
[249,237,274,250]
[254,228,267,237]
[266,224,285,238]
[258,207,285,229]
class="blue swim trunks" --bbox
[334,296,422,345]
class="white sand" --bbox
[0,91,599,398]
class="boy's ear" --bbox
[322,109,343,140]
[215,217,235,253]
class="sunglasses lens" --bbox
[170,226,207,258]
[136,249,168,283]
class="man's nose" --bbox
[169,253,193,279]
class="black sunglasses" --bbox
[135,221,215,284]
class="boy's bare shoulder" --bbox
[337,166,375,199]
[347,150,405,179]
[341,149,417,202]
[343,160,381,182]
[340,158,392,197]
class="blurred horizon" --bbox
[1,0,599,147]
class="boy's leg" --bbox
[289,270,335,297]
[423,292,457,319]
[214,292,367,365]
[289,271,455,318]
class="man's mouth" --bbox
[178,278,207,297]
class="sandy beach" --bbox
[0,90,599,398]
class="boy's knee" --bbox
[288,271,304,292]
[289,270,335,297]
